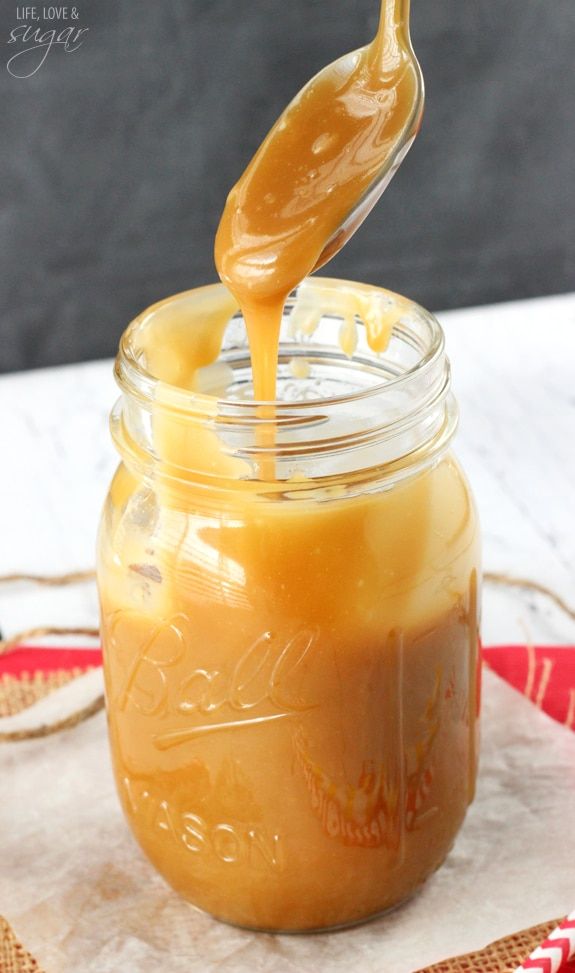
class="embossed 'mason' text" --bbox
[123,777,284,871]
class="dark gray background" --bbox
[2,0,574,373]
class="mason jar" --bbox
[97,276,481,933]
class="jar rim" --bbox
[112,277,456,493]
[116,277,445,414]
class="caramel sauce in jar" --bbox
[98,281,481,931]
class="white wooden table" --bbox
[1,290,574,644]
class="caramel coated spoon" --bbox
[216,0,424,306]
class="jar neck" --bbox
[113,278,458,500]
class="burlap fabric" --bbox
[1,915,571,973]
[0,918,46,973]
[416,917,572,972]
[0,671,85,718]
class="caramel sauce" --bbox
[102,454,480,930]
[215,0,421,400]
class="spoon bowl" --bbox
[216,6,425,308]
[312,55,424,271]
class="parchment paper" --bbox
[1,668,574,973]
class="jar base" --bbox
[191,888,417,937]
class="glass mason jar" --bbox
[97,277,481,933]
